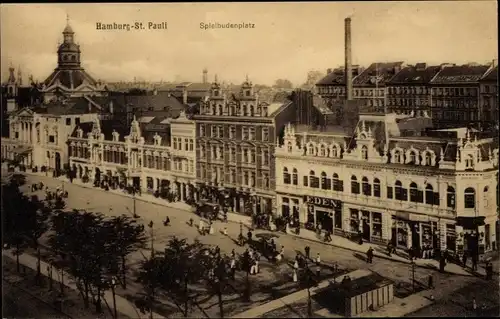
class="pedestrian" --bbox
[367,247,374,263]
[472,254,478,272]
[305,246,310,260]
[280,246,285,259]
[231,249,236,258]
[316,253,321,265]
[223,226,228,236]
[472,298,477,311]
[462,251,468,268]
[439,256,446,273]
[294,260,299,270]
[199,219,204,233]
[247,230,253,243]
[428,274,434,289]
[189,218,194,227]
[292,269,298,282]
[387,242,393,257]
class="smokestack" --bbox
[345,17,353,100]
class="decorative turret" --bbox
[57,14,81,68]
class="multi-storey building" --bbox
[386,63,441,115]
[193,76,296,216]
[67,111,197,202]
[479,63,498,130]
[275,113,498,256]
[429,63,490,129]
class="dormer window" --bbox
[320,145,326,157]
[287,142,293,152]
[361,146,368,160]
[394,150,402,163]
[262,107,268,117]
[307,143,315,156]
[331,146,338,158]
[424,153,432,166]
[245,90,250,97]
[409,151,417,164]
[465,154,474,169]
[214,90,219,96]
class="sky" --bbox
[1,1,498,86]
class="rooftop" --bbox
[388,64,441,84]
[431,64,490,84]
[353,62,404,87]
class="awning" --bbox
[12,146,32,155]
[456,216,486,229]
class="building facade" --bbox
[67,111,197,201]
[429,64,490,129]
[193,77,296,216]
[479,64,498,130]
[386,63,441,115]
[275,113,498,256]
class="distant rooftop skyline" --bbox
[1,2,497,86]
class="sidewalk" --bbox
[2,249,165,319]
[287,229,487,278]
[20,171,489,278]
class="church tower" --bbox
[6,66,18,112]
[57,15,81,69]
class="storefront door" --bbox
[392,219,409,248]
[410,222,420,249]
[362,220,370,241]
[316,210,333,233]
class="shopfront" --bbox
[304,196,342,233]
[349,209,384,243]
[455,216,486,257]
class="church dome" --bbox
[63,24,74,34]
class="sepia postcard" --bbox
[1,2,498,319]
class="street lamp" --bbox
[148,221,154,258]
[110,277,118,319]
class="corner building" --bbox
[275,113,499,256]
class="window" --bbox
[211,125,217,138]
[447,186,455,208]
[200,125,205,137]
[219,105,223,115]
[287,142,293,152]
[320,145,326,157]
[229,126,236,139]
[307,143,315,156]
[49,135,55,143]
[66,118,71,126]
[189,139,194,151]
[446,224,456,251]
[200,145,206,158]
[351,175,360,194]
[408,151,417,164]
[333,173,343,191]
[362,177,371,196]
[292,168,298,185]
[309,171,319,188]
[361,146,368,160]
[394,150,402,163]
[75,118,80,125]
[173,138,178,150]
[15,132,19,139]
[250,150,255,163]
[321,172,331,190]
[395,180,407,201]
[283,167,291,184]
[464,187,475,209]
[372,212,382,238]
[373,178,381,197]
[243,149,248,163]
[465,154,474,169]
[282,197,290,218]
[249,128,256,140]
[262,150,269,166]
[331,146,338,158]
[263,173,269,188]
[243,105,248,116]
[218,126,224,138]
[424,184,434,205]
[424,152,432,166]
[242,127,249,140]
[185,138,189,151]
[410,182,423,203]
[483,186,489,208]
[262,128,269,141]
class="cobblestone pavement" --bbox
[19,173,497,316]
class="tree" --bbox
[203,255,231,318]
[273,79,293,89]
[104,214,147,289]
[302,70,326,88]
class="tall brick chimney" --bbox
[345,17,353,100]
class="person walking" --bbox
[472,254,478,272]
[462,251,468,268]
[367,247,374,264]
[247,230,253,243]
[316,253,321,265]
[294,259,299,270]
[292,269,298,282]
[305,246,311,260]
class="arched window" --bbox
[395,180,406,200]
[447,186,456,208]
[250,105,254,116]
[287,142,293,152]
[309,170,319,188]
[362,177,371,195]
[425,184,435,205]
[283,167,291,184]
[410,182,421,202]
[321,172,330,190]
[292,168,298,185]
[464,187,475,209]
[483,186,489,208]
[465,155,474,169]
[219,105,223,115]
[333,173,343,191]
[212,105,217,115]
[351,175,360,194]
[373,178,381,197]
[243,105,248,116]
[424,152,432,166]
[331,146,338,158]
[361,146,368,160]
[71,55,76,62]
[320,145,326,157]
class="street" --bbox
[18,172,500,317]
